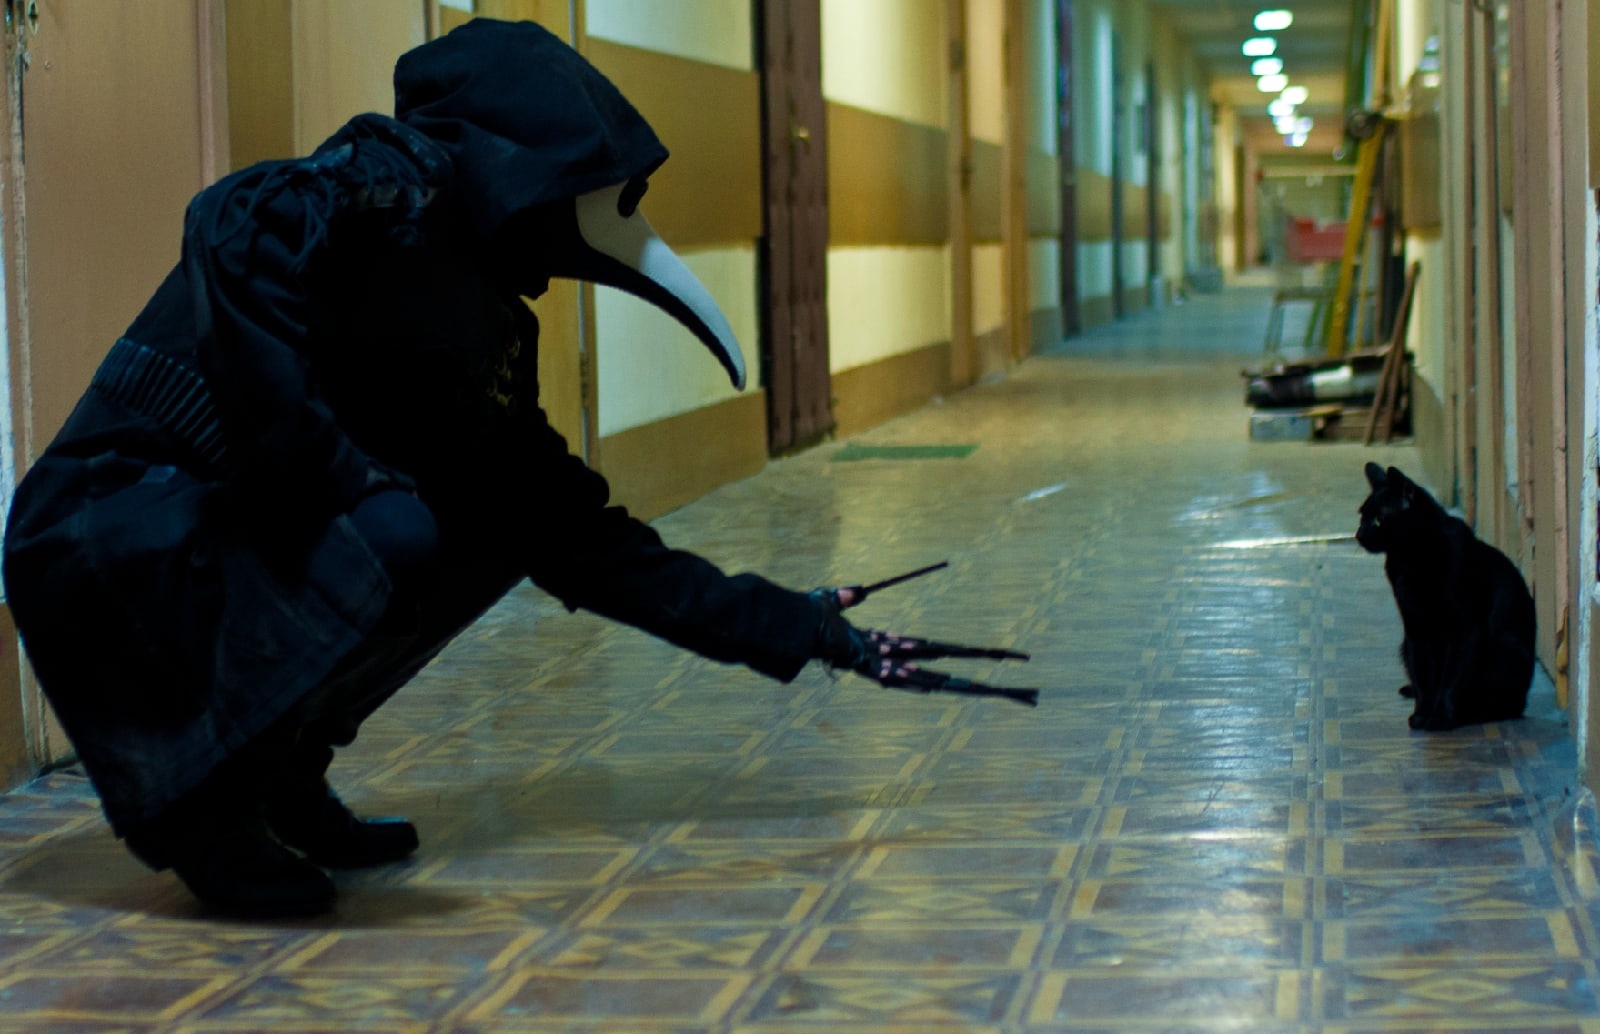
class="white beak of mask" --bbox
[525,181,746,390]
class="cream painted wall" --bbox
[1027,0,1058,154]
[1077,3,1115,176]
[1080,241,1114,299]
[595,247,759,436]
[1397,0,1441,388]
[1213,104,1239,272]
[1118,2,1152,194]
[587,0,753,71]
[821,0,945,125]
[969,0,1005,144]
[1406,236,1445,384]
[966,0,1004,340]
[828,247,952,372]
[290,0,426,154]
[1122,240,1150,294]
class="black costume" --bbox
[3,20,1029,916]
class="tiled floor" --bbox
[0,282,1595,1031]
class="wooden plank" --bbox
[1366,261,1420,445]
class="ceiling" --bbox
[1149,0,1357,158]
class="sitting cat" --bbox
[1356,462,1535,730]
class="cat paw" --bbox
[1398,684,1415,698]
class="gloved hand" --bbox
[811,562,1039,707]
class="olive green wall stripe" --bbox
[1027,151,1060,237]
[831,342,953,437]
[829,103,949,246]
[971,141,1002,242]
[599,390,770,521]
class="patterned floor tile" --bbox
[1028,970,1305,1026]
[1318,962,1600,1022]
[466,969,753,1026]
[746,972,1020,1026]
[1051,916,1306,969]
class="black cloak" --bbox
[2,20,817,834]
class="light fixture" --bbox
[1242,37,1278,57]
[1267,97,1296,118]
[1280,85,1309,105]
[1275,116,1299,134]
[1289,131,1309,148]
[1251,57,1284,76]
[1257,73,1289,93]
[1255,9,1294,31]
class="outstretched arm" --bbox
[502,405,821,681]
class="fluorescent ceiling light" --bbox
[1267,97,1296,117]
[1289,131,1309,147]
[1255,9,1294,31]
[1251,57,1284,76]
[1242,37,1278,57]
[1280,85,1310,105]
[1257,73,1289,93]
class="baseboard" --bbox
[831,341,953,439]
[598,390,771,521]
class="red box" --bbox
[1285,217,1348,263]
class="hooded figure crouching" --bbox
[2,19,1031,918]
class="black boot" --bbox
[125,778,335,919]
[263,743,418,869]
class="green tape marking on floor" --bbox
[831,443,979,461]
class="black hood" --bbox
[390,18,747,389]
[393,18,668,241]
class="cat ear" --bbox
[1364,462,1386,489]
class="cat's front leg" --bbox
[1398,638,1420,699]
[1407,684,1457,729]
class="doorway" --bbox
[758,0,833,454]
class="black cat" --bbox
[1356,462,1535,730]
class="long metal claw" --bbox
[835,560,949,609]
[862,659,1039,707]
[884,666,1040,707]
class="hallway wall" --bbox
[1060,0,1201,327]
[1414,0,1600,793]
[0,1,1316,793]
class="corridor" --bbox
[0,284,1589,1030]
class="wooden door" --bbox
[1109,32,1125,317]
[1144,61,1159,298]
[947,0,975,385]
[1055,0,1079,336]
[2,0,222,769]
[759,0,832,454]
[15,0,219,464]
